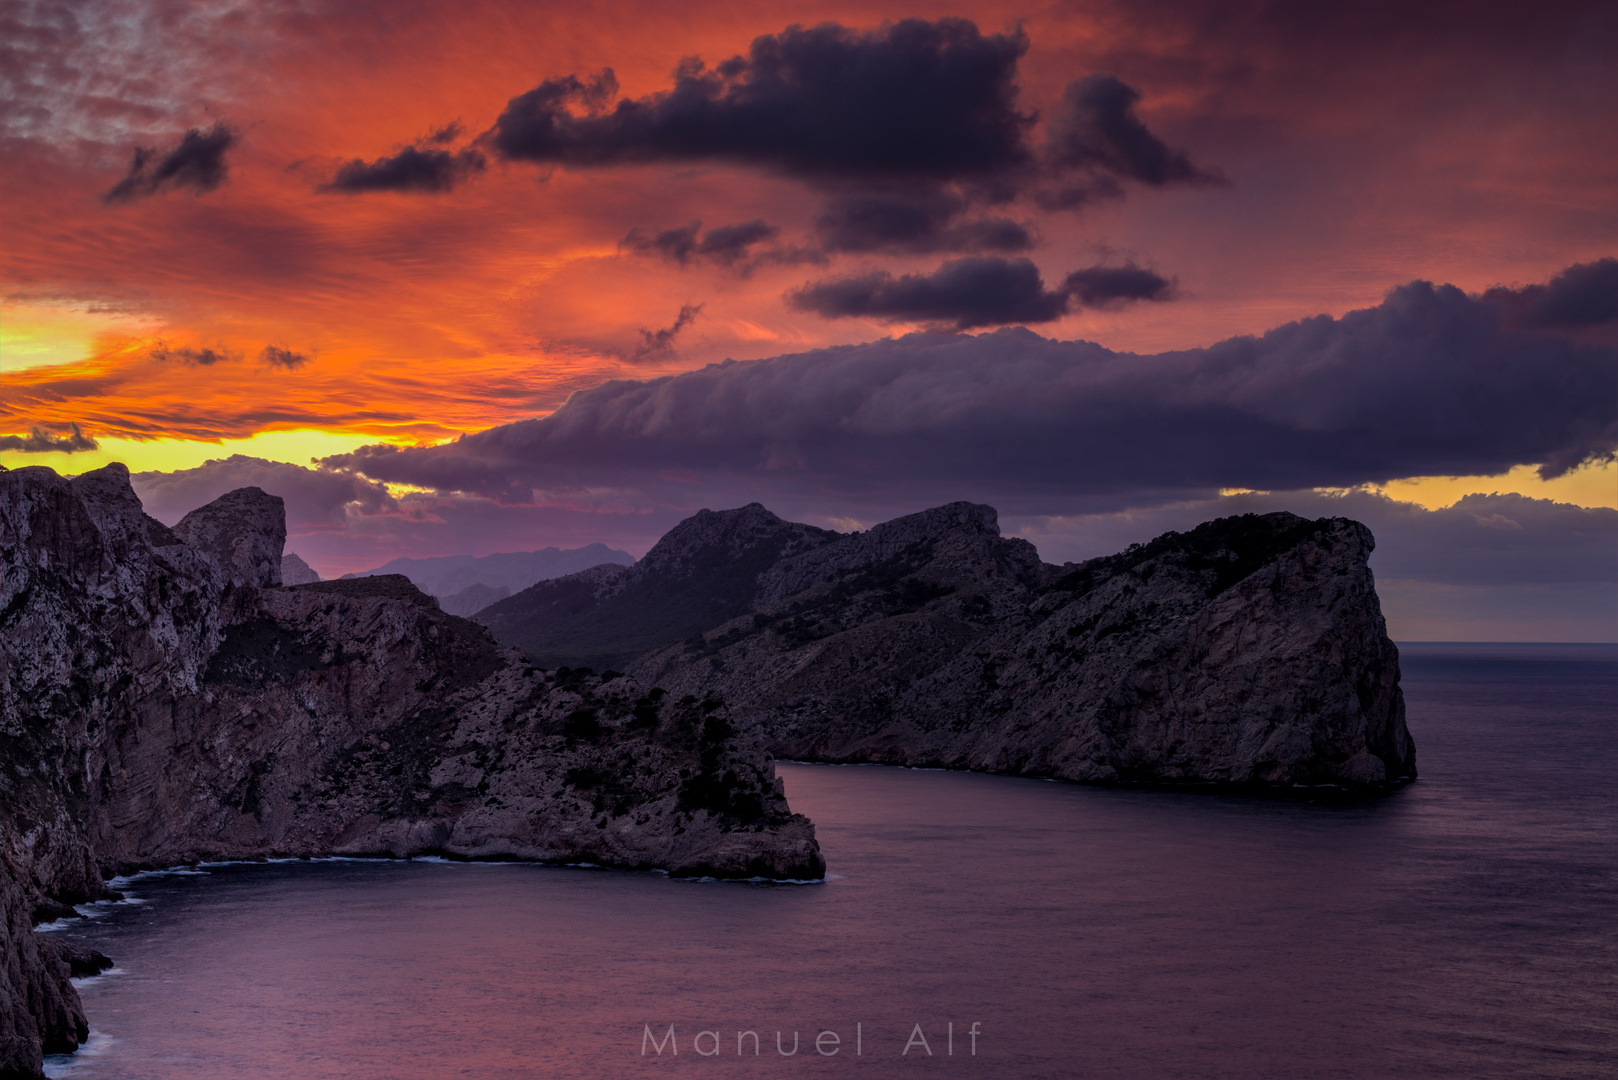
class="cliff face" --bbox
[483,501,1414,787]
[479,503,841,669]
[632,507,1413,786]
[0,465,820,1079]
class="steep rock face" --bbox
[483,500,1412,787]
[480,503,841,669]
[172,485,286,586]
[280,552,321,584]
[0,465,820,1079]
[630,510,1414,786]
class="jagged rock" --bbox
[41,942,112,980]
[280,551,321,584]
[480,503,839,669]
[478,500,1414,788]
[630,507,1415,786]
[0,465,820,1079]
[173,486,286,586]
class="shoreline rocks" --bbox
[0,463,821,1078]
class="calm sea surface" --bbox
[44,644,1617,1079]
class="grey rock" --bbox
[478,503,840,669]
[628,508,1415,787]
[173,486,286,586]
[280,551,321,585]
[0,464,820,1078]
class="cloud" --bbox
[130,455,396,531]
[1060,264,1178,307]
[789,256,1176,328]
[790,257,1070,329]
[0,423,98,453]
[623,220,778,266]
[320,264,1617,514]
[149,343,241,366]
[479,18,1212,261]
[1483,257,1618,331]
[1046,75,1221,185]
[102,122,237,204]
[322,145,486,194]
[632,303,703,360]
[486,20,1032,181]
[259,346,308,369]
[813,189,1033,254]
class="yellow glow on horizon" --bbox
[0,303,164,373]
[0,429,396,477]
[1372,461,1616,511]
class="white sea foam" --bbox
[42,1029,114,1077]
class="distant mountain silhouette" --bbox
[342,544,633,602]
[478,504,840,670]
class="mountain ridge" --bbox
[0,465,820,1079]
[478,500,1415,788]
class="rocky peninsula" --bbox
[0,464,820,1078]
[486,501,1416,786]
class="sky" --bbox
[2,0,1615,640]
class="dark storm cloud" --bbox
[482,18,1213,228]
[1061,264,1178,307]
[790,257,1070,329]
[0,423,97,453]
[477,18,1213,267]
[1047,76,1219,185]
[148,343,240,366]
[259,346,308,369]
[623,220,779,266]
[813,190,1033,254]
[631,303,703,361]
[131,455,396,531]
[102,122,237,204]
[487,20,1032,180]
[320,264,1617,512]
[790,257,1175,329]
[1483,257,1618,331]
[322,145,486,194]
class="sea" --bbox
[41,643,1617,1079]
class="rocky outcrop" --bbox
[481,501,1414,788]
[0,465,821,1078]
[480,504,841,669]
[280,552,321,584]
[633,507,1414,786]
[172,485,286,586]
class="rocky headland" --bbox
[485,501,1416,787]
[0,464,820,1078]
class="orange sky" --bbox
[2,1,1615,647]
[6,0,1615,455]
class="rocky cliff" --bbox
[479,504,841,669]
[485,501,1415,787]
[0,465,821,1079]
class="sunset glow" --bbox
[3,0,1614,638]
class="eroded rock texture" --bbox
[0,464,820,1078]
[487,501,1415,787]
